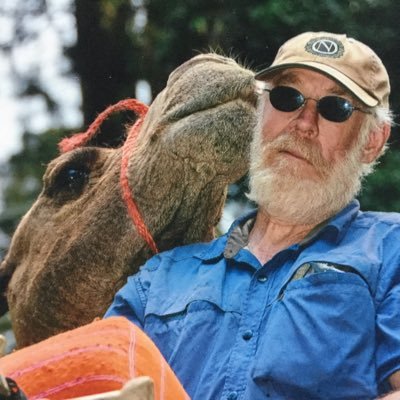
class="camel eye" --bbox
[63,168,89,191]
[56,167,89,192]
[43,148,98,201]
[46,165,89,199]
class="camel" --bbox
[0,53,257,348]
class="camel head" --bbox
[0,53,257,347]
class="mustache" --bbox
[263,133,331,173]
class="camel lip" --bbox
[167,89,257,122]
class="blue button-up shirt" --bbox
[105,200,400,399]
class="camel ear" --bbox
[360,123,391,164]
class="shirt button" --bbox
[227,391,238,400]
[257,275,267,282]
[242,329,253,340]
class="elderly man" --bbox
[106,32,399,399]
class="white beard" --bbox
[248,124,366,225]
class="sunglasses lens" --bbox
[269,86,304,112]
[318,96,354,122]
[268,87,357,123]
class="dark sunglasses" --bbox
[263,85,370,123]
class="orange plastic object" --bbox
[0,317,189,400]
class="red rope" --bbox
[120,118,159,254]
[57,99,159,254]
[58,99,148,153]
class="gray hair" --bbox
[358,105,394,177]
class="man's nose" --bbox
[292,100,319,137]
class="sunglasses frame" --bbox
[263,85,371,123]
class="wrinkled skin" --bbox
[0,53,257,347]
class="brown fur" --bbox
[0,53,257,347]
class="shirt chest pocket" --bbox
[252,261,378,399]
[143,289,242,364]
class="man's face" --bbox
[248,68,369,224]
[259,68,365,181]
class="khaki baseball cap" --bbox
[255,31,390,107]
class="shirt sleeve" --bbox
[375,253,400,386]
[104,254,162,328]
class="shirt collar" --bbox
[310,199,360,244]
[197,210,257,261]
[196,200,360,261]
[223,213,256,259]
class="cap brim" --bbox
[255,62,378,107]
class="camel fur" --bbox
[0,53,257,347]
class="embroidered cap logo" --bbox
[305,37,344,58]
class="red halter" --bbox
[58,99,159,254]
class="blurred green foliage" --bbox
[0,129,66,238]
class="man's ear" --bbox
[360,123,391,163]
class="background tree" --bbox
[71,1,140,130]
